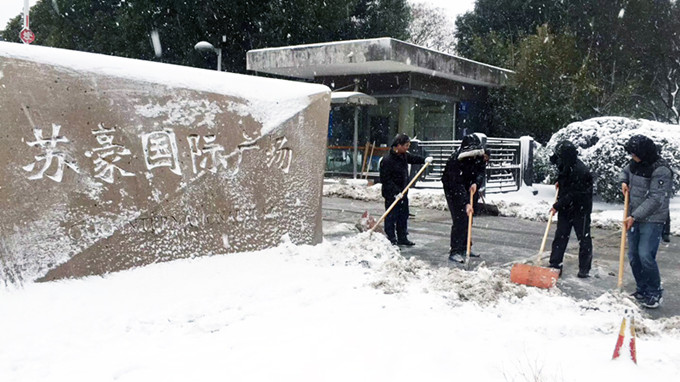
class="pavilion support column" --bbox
[398,97,415,138]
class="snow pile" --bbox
[340,233,531,303]
[323,179,383,201]
[323,178,448,210]
[2,233,679,381]
[540,117,680,203]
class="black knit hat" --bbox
[625,135,659,163]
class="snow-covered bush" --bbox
[543,117,680,202]
[532,141,555,184]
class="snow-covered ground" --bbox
[1,40,678,381]
[2,232,679,381]
[324,180,680,236]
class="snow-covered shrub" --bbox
[532,141,555,184]
[544,117,680,203]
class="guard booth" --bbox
[247,38,531,191]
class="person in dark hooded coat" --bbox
[441,134,487,263]
[548,141,594,278]
[619,134,672,309]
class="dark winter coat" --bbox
[441,135,486,197]
[619,135,672,223]
[379,149,425,200]
[550,141,593,214]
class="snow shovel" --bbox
[479,192,500,216]
[617,191,630,290]
[368,161,431,235]
[464,190,476,269]
[510,189,561,288]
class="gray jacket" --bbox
[619,162,672,223]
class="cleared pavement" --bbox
[323,196,679,319]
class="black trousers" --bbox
[384,197,409,242]
[549,210,593,273]
[444,185,478,254]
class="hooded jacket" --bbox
[441,134,486,195]
[550,141,593,213]
[618,135,672,223]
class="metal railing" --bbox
[324,137,533,193]
[416,137,527,193]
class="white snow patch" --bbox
[0,42,329,137]
[1,233,679,381]
[135,98,223,128]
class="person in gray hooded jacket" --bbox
[619,134,672,309]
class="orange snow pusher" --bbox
[510,190,561,288]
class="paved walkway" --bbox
[322,196,680,319]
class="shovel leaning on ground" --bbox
[367,162,431,235]
[510,189,561,288]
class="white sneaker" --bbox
[448,253,465,263]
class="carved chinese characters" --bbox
[0,43,330,283]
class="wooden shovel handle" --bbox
[617,191,630,290]
[466,190,475,263]
[369,161,431,234]
[536,189,559,265]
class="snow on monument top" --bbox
[0,41,330,136]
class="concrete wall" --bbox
[0,43,330,283]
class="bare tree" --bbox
[407,2,457,54]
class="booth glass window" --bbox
[414,99,455,141]
[367,97,399,147]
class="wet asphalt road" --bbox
[322,196,680,319]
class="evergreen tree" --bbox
[488,25,597,142]
[454,0,679,141]
[2,0,411,73]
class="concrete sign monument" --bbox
[0,42,330,283]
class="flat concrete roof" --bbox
[247,38,514,88]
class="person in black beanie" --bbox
[620,134,672,309]
[547,141,594,278]
[379,134,433,246]
[441,134,486,263]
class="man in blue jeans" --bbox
[620,135,672,309]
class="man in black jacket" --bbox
[441,134,487,263]
[379,134,432,246]
[548,141,594,278]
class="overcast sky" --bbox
[419,0,475,21]
[1,0,36,30]
[1,0,475,39]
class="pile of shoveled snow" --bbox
[312,233,678,334]
[323,179,384,202]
